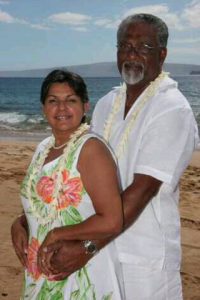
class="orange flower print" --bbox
[57,169,83,210]
[36,175,56,203]
[27,238,41,280]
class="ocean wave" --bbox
[0,76,199,133]
[0,112,27,124]
[0,112,48,131]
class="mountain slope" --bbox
[0,62,200,77]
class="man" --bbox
[12,14,199,299]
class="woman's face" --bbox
[43,82,88,136]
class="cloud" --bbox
[93,4,184,31]
[174,37,200,44]
[0,9,29,25]
[0,9,50,30]
[94,18,120,29]
[93,2,200,32]
[123,5,183,30]
[30,24,51,30]
[48,12,92,26]
[95,18,112,26]
[182,0,200,28]
[0,9,14,22]
[123,4,169,16]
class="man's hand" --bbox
[11,215,28,268]
[38,240,90,280]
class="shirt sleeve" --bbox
[135,107,197,189]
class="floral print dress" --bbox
[20,133,124,300]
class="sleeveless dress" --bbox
[20,133,124,300]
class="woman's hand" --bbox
[11,215,28,268]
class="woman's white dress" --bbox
[20,133,124,300]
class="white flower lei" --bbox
[26,123,89,224]
[103,71,169,158]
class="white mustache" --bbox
[123,61,144,70]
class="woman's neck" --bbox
[53,129,77,147]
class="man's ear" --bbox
[159,47,167,67]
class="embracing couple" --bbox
[11,13,199,300]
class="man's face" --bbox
[117,22,167,86]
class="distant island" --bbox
[0,62,200,78]
[190,71,200,75]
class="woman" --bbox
[11,70,124,299]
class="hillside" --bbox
[0,62,200,77]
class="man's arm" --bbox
[94,173,161,248]
[94,173,161,246]
[45,173,161,280]
[121,173,161,229]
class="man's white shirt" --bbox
[91,76,199,271]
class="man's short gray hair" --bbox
[117,13,169,48]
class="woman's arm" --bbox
[44,138,123,245]
[11,213,29,268]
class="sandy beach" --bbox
[0,139,200,300]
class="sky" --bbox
[0,0,200,71]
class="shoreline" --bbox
[0,129,51,142]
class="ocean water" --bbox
[0,76,199,133]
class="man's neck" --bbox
[124,81,149,117]
[124,72,161,117]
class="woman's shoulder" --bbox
[78,132,116,162]
[79,132,108,150]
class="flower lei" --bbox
[103,71,169,158]
[26,123,89,224]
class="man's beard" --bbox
[121,61,144,85]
